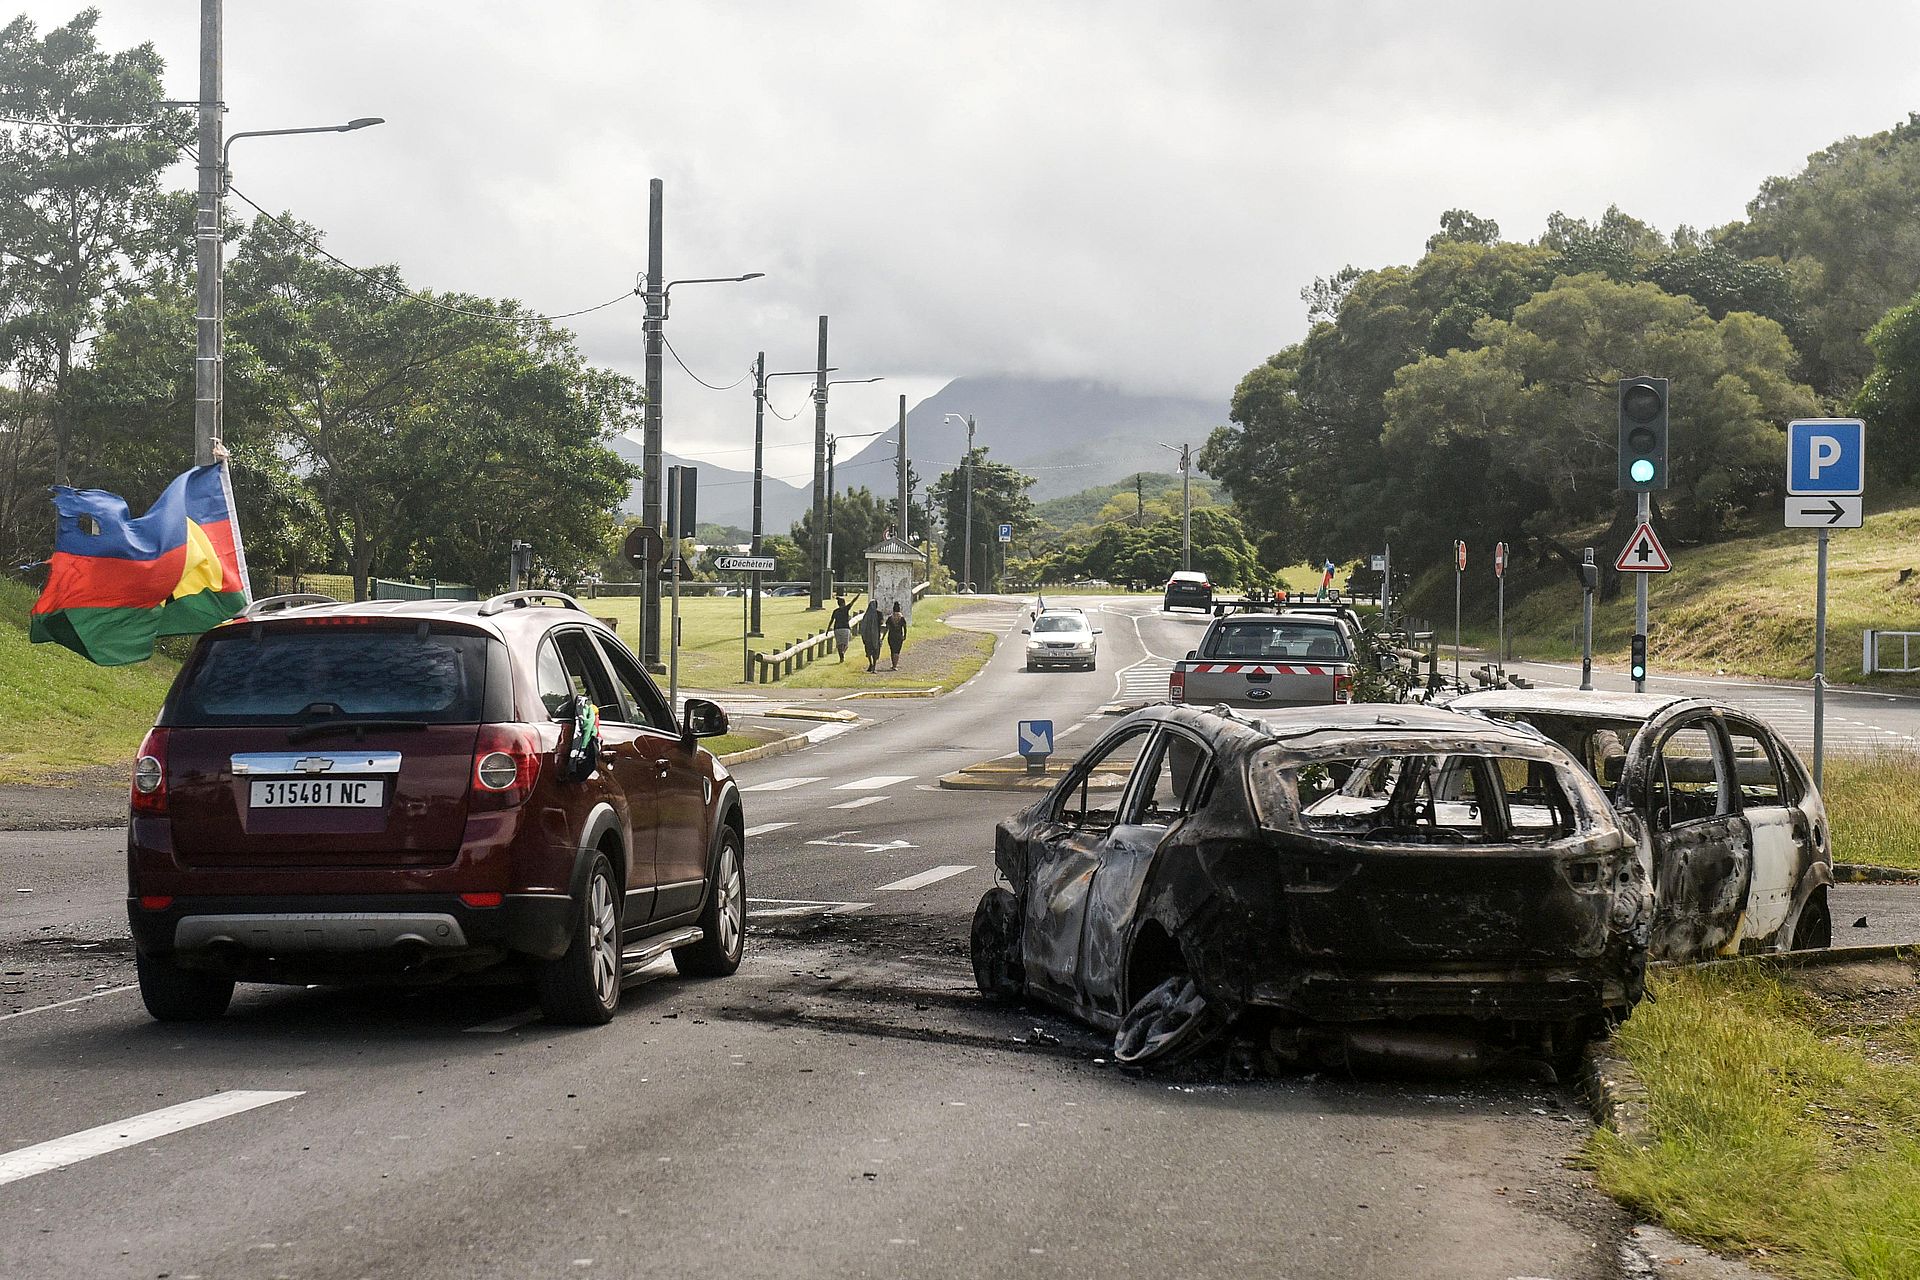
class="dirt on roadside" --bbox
[1,768,128,831]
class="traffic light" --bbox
[1630,632,1648,682]
[1617,377,1669,491]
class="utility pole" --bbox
[1135,474,1144,526]
[896,394,908,539]
[193,0,223,470]
[963,416,975,592]
[641,178,666,671]
[825,434,838,593]
[809,316,829,610]
[749,351,766,637]
[1159,442,1192,570]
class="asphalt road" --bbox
[0,594,1908,1280]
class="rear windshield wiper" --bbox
[286,719,430,744]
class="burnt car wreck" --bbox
[971,704,1651,1073]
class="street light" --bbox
[944,413,977,593]
[808,376,882,603]
[158,90,384,472]
[1159,440,1192,573]
[825,425,888,590]
[749,356,829,635]
[636,175,763,666]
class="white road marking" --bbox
[873,864,976,892]
[0,984,138,1025]
[464,1009,541,1034]
[834,774,914,791]
[745,821,796,837]
[804,723,855,745]
[830,795,889,811]
[746,897,870,918]
[0,1090,304,1187]
[808,832,915,853]
[741,776,824,793]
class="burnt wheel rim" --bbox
[1112,974,1217,1065]
[716,843,743,959]
[589,871,619,1007]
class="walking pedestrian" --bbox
[829,593,855,662]
[884,601,907,670]
[859,600,884,673]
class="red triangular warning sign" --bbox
[1614,521,1672,573]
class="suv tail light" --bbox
[131,728,169,815]
[1169,668,1185,703]
[1333,672,1354,703]
[470,724,541,810]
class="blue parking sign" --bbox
[1788,418,1865,496]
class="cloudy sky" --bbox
[20,2,1920,480]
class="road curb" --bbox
[1578,1036,1656,1150]
[718,733,812,766]
[1832,862,1920,883]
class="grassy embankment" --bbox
[1591,959,1920,1280]
[0,579,181,783]
[585,592,994,692]
[1437,497,1920,688]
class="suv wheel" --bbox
[136,951,234,1021]
[970,887,1024,1000]
[675,827,745,978]
[537,852,622,1025]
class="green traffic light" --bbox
[1630,458,1655,484]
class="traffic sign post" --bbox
[715,555,776,682]
[1452,540,1465,686]
[1788,418,1867,788]
[1580,547,1598,691]
[1493,541,1507,677]
[1017,719,1054,776]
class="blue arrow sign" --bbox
[1788,418,1865,496]
[1017,719,1054,758]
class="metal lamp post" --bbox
[749,356,823,635]
[943,413,976,592]
[1158,440,1192,572]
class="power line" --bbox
[660,332,748,390]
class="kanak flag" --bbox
[1316,559,1336,600]
[30,464,252,666]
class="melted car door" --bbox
[1020,726,1154,1006]
[1722,718,1804,947]
[1079,729,1213,1018]
[1641,716,1752,959]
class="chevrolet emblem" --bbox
[293,757,336,774]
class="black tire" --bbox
[970,888,1024,1000]
[136,951,234,1022]
[1024,661,1034,672]
[1790,884,1832,950]
[675,827,745,978]
[537,852,622,1025]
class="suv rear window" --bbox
[1206,620,1346,661]
[168,626,494,725]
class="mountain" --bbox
[834,375,1227,500]
[608,434,812,533]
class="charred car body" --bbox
[972,704,1651,1070]
[1448,690,1833,959]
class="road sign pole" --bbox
[1581,546,1596,692]
[1814,527,1829,788]
[1634,491,1649,692]
[1453,555,1461,686]
[1496,559,1505,679]
[742,572,751,684]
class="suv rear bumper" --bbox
[130,892,574,966]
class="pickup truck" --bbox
[1168,612,1358,710]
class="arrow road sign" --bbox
[1017,719,1054,758]
[1614,522,1673,573]
[1788,418,1865,496]
[715,555,776,572]
[1785,496,1863,529]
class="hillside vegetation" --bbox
[0,580,177,782]
[1433,495,1920,686]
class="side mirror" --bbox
[562,696,602,783]
[1021,628,1031,634]
[682,697,729,740]
[1186,649,1197,660]
[1092,628,1104,635]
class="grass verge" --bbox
[585,593,996,693]
[1589,958,1920,1279]
[0,580,178,783]
[1823,752,1920,870]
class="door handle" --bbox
[653,758,671,779]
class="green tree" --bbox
[790,484,889,583]
[928,448,1034,589]
[0,9,183,485]
[1854,287,1920,485]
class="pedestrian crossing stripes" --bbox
[1114,657,1173,703]
[835,774,914,791]
[741,776,825,792]
[744,822,796,837]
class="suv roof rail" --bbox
[240,593,343,618]
[477,589,589,617]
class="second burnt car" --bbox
[971,703,1650,1071]
[1447,690,1834,958]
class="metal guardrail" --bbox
[369,577,476,601]
[1863,629,1920,675]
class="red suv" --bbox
[126,591,746,1026]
